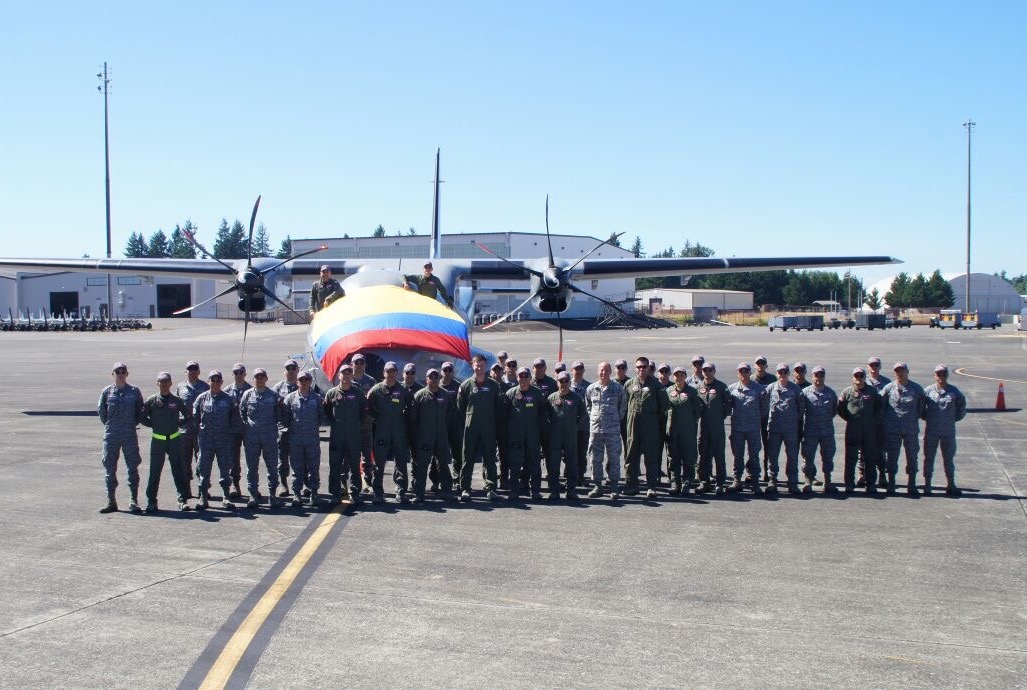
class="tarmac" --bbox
[1,318,1025,688]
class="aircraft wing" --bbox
[574,255,901,280]
[0,257,233,280]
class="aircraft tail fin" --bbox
[430,148,441,260]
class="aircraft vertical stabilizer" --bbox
[429,148,442,260]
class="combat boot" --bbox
[269,495,281,509]
[247,496,258,509]
[197,493,209,511]
[229,483,242,500]
[291,495,302,509]
[695,481,710,494]
[906,475,919,496]
[856,475,866,488]
[878,473,888,488]
[923,476,933,496]
[307,492,319,509]
[128,490,142,514]
[822,475,839,493]
[788,482,801,495]
[99,493,118,514]
[750,475,764,496]
[144,501,158,514]
[886,472,897,495]
[801,476,813,494]
[766,477,778,494]
[645,488,657,500]
[727,478,743,493]
[588,486,603,498]
[945,482,962,497]
[669,482,682,496]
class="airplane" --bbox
[0,150,900,385]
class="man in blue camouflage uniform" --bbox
[324,363,367,506]
[881,362,926,495]
[367,361,413,504]
[687,355,706,388]
[793,362,811,390]
[921,364,967,496]
[194,370,242,511]
[140,370,191,512]
[281,370,327,509]
[585,361,627,499]
[224,362,252,500]
[753,355,775,481]
[766,362,804,494]
[727,362,766,495]
[273,359,300,496]
[97,361,145,514]
[409,368,456,502]
[799,366,839,493]
[175,360,208,496]
[238,367,281,509]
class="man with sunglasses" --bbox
[97,362,145,514]
[506,366,547,500]
[881,362,926,495]
[224,363,252,500]
[409,368,457,502]
[175,360,208,494]
[623,356,670,499]
[799,366,839,492]
[860,356,891,488]
[546,371,588,500]
[194,370,243,511]
[687,355,706,388]
[837,367,883,494]
[921,365,967,496]
[697,362,732,495]
[324,363,367,507]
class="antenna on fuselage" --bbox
[429,148,442,260]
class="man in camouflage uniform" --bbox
[141,370,191,512]
[753,355,775,482]
[697,362,731,495]
[97,362,145,514]
[175,360,208,495]
[506,366,547,500]
[613,358,631,453]
[837,367,883,494]
[194,370,242,510]
[224,362,251,499]
[367,361,413,504]
[687,354,706,388]
[546,371,587,501]
[862,356,891,488]
[793,362,811,390]
[799,366,839,493]
[309,265,345,315]
[623,356,670,499]
[273,359,300,496]
[585,361,626,499]
[457,354,504,502]
[727,362,766,495]
[409,368,456,502]
[238,367,281,508]
[437,361,462,492]
[921,364,967,496]
[324,363,367,506]
[404,261,453,307]
[881,362,926,495]
[665,366,702,496]
[766,363,804,494]
[281,370,326,509]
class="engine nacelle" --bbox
[238,294,267,312]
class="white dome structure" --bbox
[867,272,1026,313]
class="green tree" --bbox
[253,223,273,257]
[781,272,811,306]
[607,232,622,248]
[169,223,197,258]
[885,272,911,308]
[147,229,170,258]
[124,232,148,258]
[275,235,292,259]
[908,273,929,307]
[212,219,232,258]
[998,271,1027,295]
[407,227,417,236]
[679,240,715,257]
[372,224,386,238]
[630,236,644,258]
[864,287,883,310]
[927,269,955,307]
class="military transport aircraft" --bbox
[0,150,899,384]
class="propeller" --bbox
[478,198,631,360]
[173,195,327,356]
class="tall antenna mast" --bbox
[97,62,113,319]
[963,118,975,313]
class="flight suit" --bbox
[881,380,926,486]
[766,381,803,486]
[352,372,377,487]
[194,390,242,498]
[404,273,452,306]
[546,389,587,496]
[409,386,456,498]
[754,371,775,475]
[922,383,967,487]
[585,380,627,490]
[863,372,891,485]
[837,385,883,490]
[570,377,592,485]
[175,378,208,485]
[141,391,191,505]
[728,380,766,483]
[438,377,462,488]
[239,387,281,498]
[273,379,299,491]
[493,377,513,488]
[665,383,702,490]
[98,383,144,500]
[507,384,547,496]
[225,380,252,491]
[309,277,345,312]
[457,377,503,493]
[799,385,838,482]
[367,381,413,499]
[697,378,732,489]
[325,384,366,501]
[624,375,670,491]
[282,390,326,498]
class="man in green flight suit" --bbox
[408,368,457,502]
[456,353,504,502]
[545,371,588,501]
[623,356,670,499]
[665,366,703,496]
[141,371,193,512]
[404,261,453,308]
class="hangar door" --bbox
[157,284,192,318]
[50,291,79,317]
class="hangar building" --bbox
[866,272,1026,314]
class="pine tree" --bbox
[630,236,644,258]
[372,224,386,238]
[864,287,882,311]
[124,232,149,258]
[227,220,247,258]
[169,222,198,258]
[885,272,911,308]
[147,229,170,258]
[926,269,955,308]
[606,232,622,248]
[212,219,233,258]
[908,273,929,307]
[275,235,292,259]
[407,227,417,236]
[253,223,273,257]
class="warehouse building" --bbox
[866,272,1026,314]
[634,287,754,313]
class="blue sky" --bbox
[1,1,1023,286]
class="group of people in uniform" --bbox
[96,349,968,515]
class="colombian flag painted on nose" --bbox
[310,284,471,378]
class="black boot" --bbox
[99,492,118,514]
[906,474,919,496]
[886,472,897,495]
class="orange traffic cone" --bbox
[996,381,1006,411]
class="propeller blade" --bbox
[172,284,240,315]
[246,195,262,267]
[260,285,311,324]
[182,229,238,274]
[566,282,633,317]
[482,290,540,331]
[565,232,624,274]
[555,307,563,362]
[545,195,555,267]
[262,245,329,275]
[473,241,544,279]
[241,306,250,361]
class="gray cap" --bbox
[156,371,171,381]
[672,366,687,375]
[507,359,518,368]
[702,362,716,371]
[934,364,948,374]
[614,359,628,368]
[658,362,671,373]
[533,358,546,367]
[691,354,705,364]
[297,369,313,380]
[737,362,751,371]
[441,361,454,371]
[490,362,502,372]
[793,362,807,372]
[253,367,268,377]
[497,351,508,359]
[284,358,298,368]
[852,367,866,376]
[517,366,530,377]
[868,356,882,366]
[186,360,200,370]
[812,365,826,375]
[776,362,790,372]
[554,362,567,373]
[232,362,246,374]
[426,368,440,378]
[403,363,416,373]
[572,361,584,370]
[384,361,398,372]
[207,369,223,380]
[893,361,909,371]
[755,355,768,365]
[556,371,570,382]
[320,264,331,272]
[112,361,128,373]
[352,353,365,363]
[338,363,353,373]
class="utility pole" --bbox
[963,118,975,313]
[98,62,112,320]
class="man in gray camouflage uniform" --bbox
[273,359,300,496]
[881,362,926,495]
[798,366,839,493]
[921,364,967,497]
[194,370,242,511]
[224,362,252,499]
[766,363,804,494]
[97,361,145,514]
[239,367,281,508]
[585,361,627,499]
[282,370,327,508]
[727,362,766,495]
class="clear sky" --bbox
[1,1,1024,286]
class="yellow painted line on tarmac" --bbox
[954,368,1027,386]
[198,505,345,690]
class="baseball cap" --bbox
[232,362,246,374]
[533,358,546,367]
[702,362,716,371]
[614,359,628,368]
[352,353,365,363]
[776,362,790,372]
[112,361,128,373]
[517,366,530,377]
[384,361,398,372]
[852,367,866,376]
[658,363,670,373]
[441,362,454,372]
[253,367,268,377]
[554,362,567,373]
[556,371,570,382]
[867,356,882,366]
[672,366,687,375]
[403,363,416,373]
[497,351,508,359]
[737,362,751,371]
[338,363,353,374]
[284,358,298,368]
[297,370,312,380]
[793,362,807,372]
[507,359,518,368]
[426,368,440,378]
[934,364,949,374]
[185,360,200,370]
[490,363,502,372]
[812,365,826,375]
[423,261,432,269]
[691,354,705,364]
[755,355,768,365]
[207,369,223,380]
[572,361,584,370]
[320,264,331,272]
[156,371,171,381]
[893,361,909,371]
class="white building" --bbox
[866,272,1026,314]
[291,232,636,319]
[635,287,754,312]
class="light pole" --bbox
[963,118,975,313]
[97,62,112,320]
